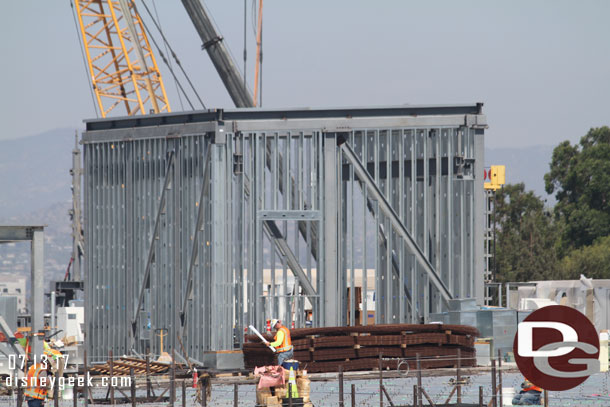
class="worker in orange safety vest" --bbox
[512,378,542,405]
[23,363,49,407]
[263,319,293,367]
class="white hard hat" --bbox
[270,319,280,329]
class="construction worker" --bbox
[263,319,293,366]
[24,363,49,407]
[512,378,542,405]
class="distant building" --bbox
[0,275,26,313]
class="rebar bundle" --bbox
[244,324,478,373]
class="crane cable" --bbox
[137,0,207,110]
[69,0,100,118]
[152,0,184,111]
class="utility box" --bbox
[203,350,245,370]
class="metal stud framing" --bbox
[83,105,487,361]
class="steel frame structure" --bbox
[74,0,171,117]
[0,226,45,360]
[82,105,487,361]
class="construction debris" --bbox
[244,324,478,373]
[88,357,186,376]
[256,368,312,407]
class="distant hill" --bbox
[0,201,72,289]
[485,145,555,206]
[0,129,75,217]
[0,130,77,287]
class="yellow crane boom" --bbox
[74,0,171,117]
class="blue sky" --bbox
[1,0,609,148]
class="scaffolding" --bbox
[82,105,487,360]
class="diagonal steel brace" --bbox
[340,142,453,303]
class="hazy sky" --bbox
[1,1,608,148]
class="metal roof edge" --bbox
[84,103,484,132]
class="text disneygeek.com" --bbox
[6,374,131,390]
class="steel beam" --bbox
[341,142,453,303]
[85,104,485,132]
[0,226,44,242]
[259,210,320,220]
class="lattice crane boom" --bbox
[74,0,171,117]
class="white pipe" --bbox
[51,291,56,331]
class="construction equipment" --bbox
[73,0,171,117]
[249,325,276,353]
[180,0,254,107]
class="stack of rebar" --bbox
[244,324,478,373]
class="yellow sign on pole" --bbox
[484,165,506,191]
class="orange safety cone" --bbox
[192,368,198,388]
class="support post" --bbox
[479,386,483,407]
[146,348,152,399]
[417,354,423,407]
[498,349,503,407]
[233,383,238,407]
[457,348,462,406]
[198,379,208,407]
[31,228,44,360]
[413,385,418,407]
[339,365,344,407]
[84,349,90,407]
[130,368,136,407]
[183,381,187,407]
[323,133,339,326]
[491,358,497,407]
[53,375,59,407]
[171,348,176,405]
[17,379,23,407]
[473,128,486,305]
[109,350,115,405]
[544,390,549,406]
[200,377,207,407]
[351,383,356,407]
[379,354,383,407]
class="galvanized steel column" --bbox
[323,133,339,326]
[31,228,44,360]
[473,129,486,305]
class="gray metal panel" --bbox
[0,297,18,332]
[0,226,45,242]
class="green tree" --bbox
[494,183,559,282]
[559,235,610,280]
[545,126,610,253]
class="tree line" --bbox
[494,126,610,282]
